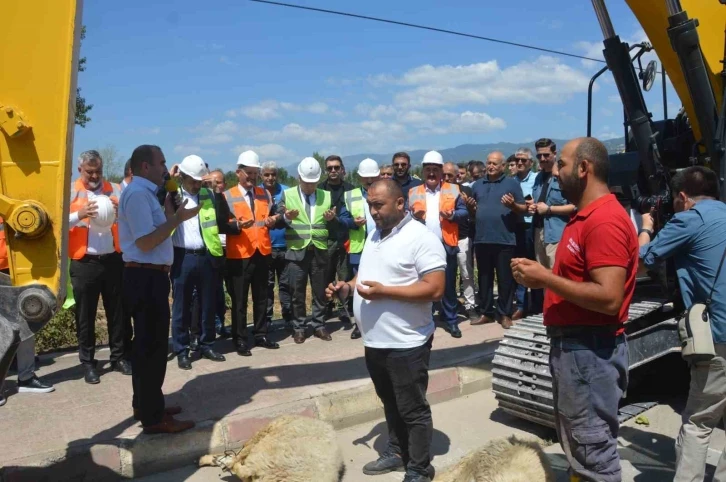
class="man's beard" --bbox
[558,172,584,205]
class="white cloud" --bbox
[126,126,161,135]
[230,100,334,120]
[231,143,298,162]
[420,111,506,135]
[387,56,591,109]
[241,100,282,120]
[191,120,240,145]
[306,102,329,114]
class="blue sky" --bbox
[72,0,680,174]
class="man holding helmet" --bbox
[223,151,283,356]
[68,149,130,384]
[278,157,354,343]
[170,155,227,370]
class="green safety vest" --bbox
[197,188,223,257]
[344,188,366,254]
[284,188,331,250]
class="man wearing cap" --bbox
[344,158,381,339]
[278,157,353,344]
[68,150,131,384]
[170,155,227,370]
[408,151,469,338]
[223,151,282,356]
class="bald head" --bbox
[443,162,458,184]
[485,150,506,179]
[569,136,610,182]
[369,178,403,200]
[367,179,405,231]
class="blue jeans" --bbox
[170,249,218,354]
[549,332,628,482]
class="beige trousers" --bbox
[534,228,558,270]
[674,343,726,482]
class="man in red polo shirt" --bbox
[512,137,638,482]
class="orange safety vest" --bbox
[0,217,8,271]
[408,182,460,247]
[68,179,122,260]
[224,185,272,259]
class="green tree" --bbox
[98,144,123,182]
[75,26,93,127]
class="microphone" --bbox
[157,173,182,210]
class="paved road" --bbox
[138,374,725,481]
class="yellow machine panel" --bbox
[0,1,83,301]
[626,0,726,143]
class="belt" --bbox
[81,253,118,261]
[546,324,621,337]
[174,247,207,255]
[124,262,171,273]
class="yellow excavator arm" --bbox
[625,0,725,144]
[0,1,82,382]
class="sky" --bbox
[72,0,680,174]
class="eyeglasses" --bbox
[515,158,529,164]
[393,163,408,168]
[326,165,342,172]
[536,153,553,160]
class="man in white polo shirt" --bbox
[327,179,445,482]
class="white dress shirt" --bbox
[424,185,443,242]
[68,185,115,255]
[171,187,205,249]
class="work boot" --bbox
[84,364,100,385]
[362,451,405,475]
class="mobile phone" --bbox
[525,195,533,201]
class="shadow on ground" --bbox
[1,331,497,481]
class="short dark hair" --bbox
[671,166,720,200]
[371,178,404,200]
[457,163,468,169]
[574,137,609,182]
[129,145,161,175]
[392,152,410,164]
[124,159,133,176]
[507,154,517,164]
[325,155,343,167]
[535,138,556,152]
[472,160,485,170]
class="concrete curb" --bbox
[1,353,493,481]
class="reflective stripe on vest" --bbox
[283,188,330,251]
[197,188,223,257]
[408,182,459,247]
[224,185,272,258]
[344,188,366,254]
[68,179,122,259]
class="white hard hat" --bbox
[237,150,260,168]
[89,194,115,232]
[298,157,322,183]
[179,154,209,181]
[358,158,380,177]
[422,150,444,166]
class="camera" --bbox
[633,192,673,219]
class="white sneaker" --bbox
[17,375,55,393]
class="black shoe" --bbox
[448,324,462,338]
[351,326,361,339]
[177,351,192,370]
[362,451,405,475]
[189,337,200,352]
[0,395,5,406]
[254,337,280,349]
[402,474,431,482]
[84,364,100,385]
[236,343,252,357]
[201,349,226,362]
[111,359,132,376]
[18,375,55,393]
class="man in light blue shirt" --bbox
[638,166,726,482]
[118,144,199,435]
[513,148,536,320]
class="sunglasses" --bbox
[536,153,553,160]
[393,163,408,168]
[326,165,342,171]
[515,158,529,164]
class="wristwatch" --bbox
[639,228,654,238]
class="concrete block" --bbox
[457,360,494,396]
[427,368,460,395]
[226,401,318,447]
[120,419,225,479]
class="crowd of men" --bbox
[2,136,726,481]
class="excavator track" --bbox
[492,300,678,428]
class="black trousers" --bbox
[365,336,434,477]
[226,251,270,342]
[266,248,292,323]
[475,243,516,318]
[287,247,328,332]
[124,266,171,427]
[70,253,128,364]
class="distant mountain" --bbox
[340,138,626,166]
